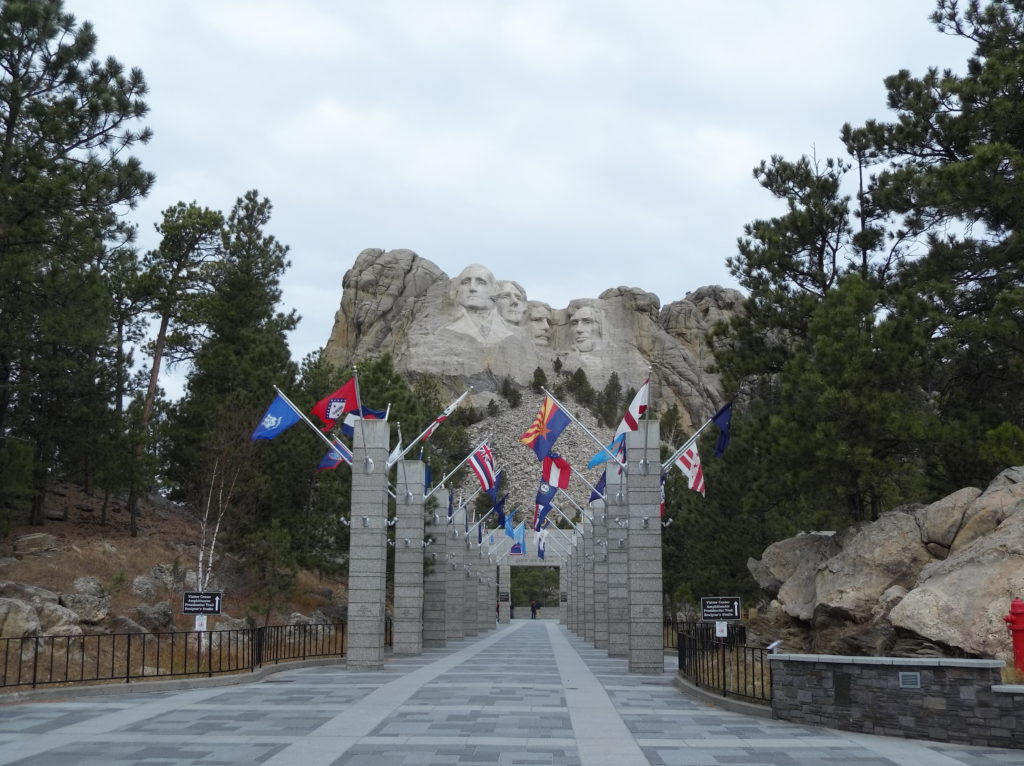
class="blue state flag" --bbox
[509,521,525,555]
[317,438,353,471]
[251,394,302,441]
[589,470,607,503]
[493,494,508,529]
[341,406,387,438]
[712,402,733,457]
[587,433,624,469]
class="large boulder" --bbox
[36,602,83,637]
[12,533,58,554]
[0,598,41,638]
[130,601,173,632]
[891,501,1024,659]
[750,466,1024,659]
[0,581,60,608]
[813,510,936,622]
[60,581,110,624]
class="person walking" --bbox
[530,600,537,619]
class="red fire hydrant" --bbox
[1004,597,1024,673]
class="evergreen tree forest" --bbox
[0,1,470,583]
[664,0,1024,610]
[3,1,1023,614]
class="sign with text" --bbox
[498,592,510,602]
[700,596,740,621]
[182,591,222,615]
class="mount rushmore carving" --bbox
[324,248,743,429]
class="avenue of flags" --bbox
[250,364,735,560]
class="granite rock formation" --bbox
[323,249,743,429]
[747,467,1024,660]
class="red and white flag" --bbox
[615,379,649,437]
[673,444,706,496]
[421,389,470,441]
[468,443,497,493]
[541,454,571,490]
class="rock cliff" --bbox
[323,248,743,430]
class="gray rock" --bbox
[12,533,58,553]
[109,615,147,634]
[0,598,41,638]
[59,593,109,624]
[951,478,1024,552]
[0,581,60,608]
[131,575,158,601]
[72,576,105,598]
[36,602,83,637]
[131,601,173,632]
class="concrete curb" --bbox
[0,657,346,706]
[672,672,774,719]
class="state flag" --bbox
[520,396,571,460]
[542,453,571,490]
[317,437,353,471]
[468,443,497,494]
[251,394,302,440]
[311,379,358,431]
[341,405,386,438]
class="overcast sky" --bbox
[71,1,970,368]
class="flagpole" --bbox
[661,414,717,471]
[542,531,571,557]
[388,387,473,468]
[570,469,602,501]
[425,436,491,499]
[557,491,592,522]
[551,504,584,534]
[273,386,338,453]
[541,387,626,469]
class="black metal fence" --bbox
[0,622,355,690]
[676,621,772,705]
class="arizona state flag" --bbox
[520,396,571,460]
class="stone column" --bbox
[573,534,583,634]
[462,535,478,637]
[498,563,511,623]
[583,516,595,643]
[477,553,493,633]
[445,504,465,640]
[346,419,390,670]
[592,497,609,650]
[558,560,568,624]
[422,489,447,648]
[626,421,663,674]
[606,467,629,658]
[392,460,425,655]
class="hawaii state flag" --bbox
[311,379,358,431]
[468,443,497,494]
[251,394,302,440]
[674,444,706,496]
[520,396,571,460]
[317,437,353,471]
[542,453,571,490]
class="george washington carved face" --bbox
[451,264,497,313]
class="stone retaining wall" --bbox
[769,654,1024,749]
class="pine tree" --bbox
[0,0,154,523]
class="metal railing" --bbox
[0,622,353,690]
[676,621,772,704]
[664,615,679,649]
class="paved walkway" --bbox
[0,620,1020,765]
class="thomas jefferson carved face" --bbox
[452,265,496,312]
[570,305,601,352]
[494,281,527,325]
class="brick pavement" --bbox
[0,620,1020,766]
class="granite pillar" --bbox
[421,489,447,647]
[606,467,629,658]
[592,497,609,650]
[445,504,465,640]
[392,459,425,655]
[346,419,390,670]
[626,421,663,674]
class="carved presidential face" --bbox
[528,304,552,346]
[570,305,601,352]
[453,265,496,312]
[495,281,527,325]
